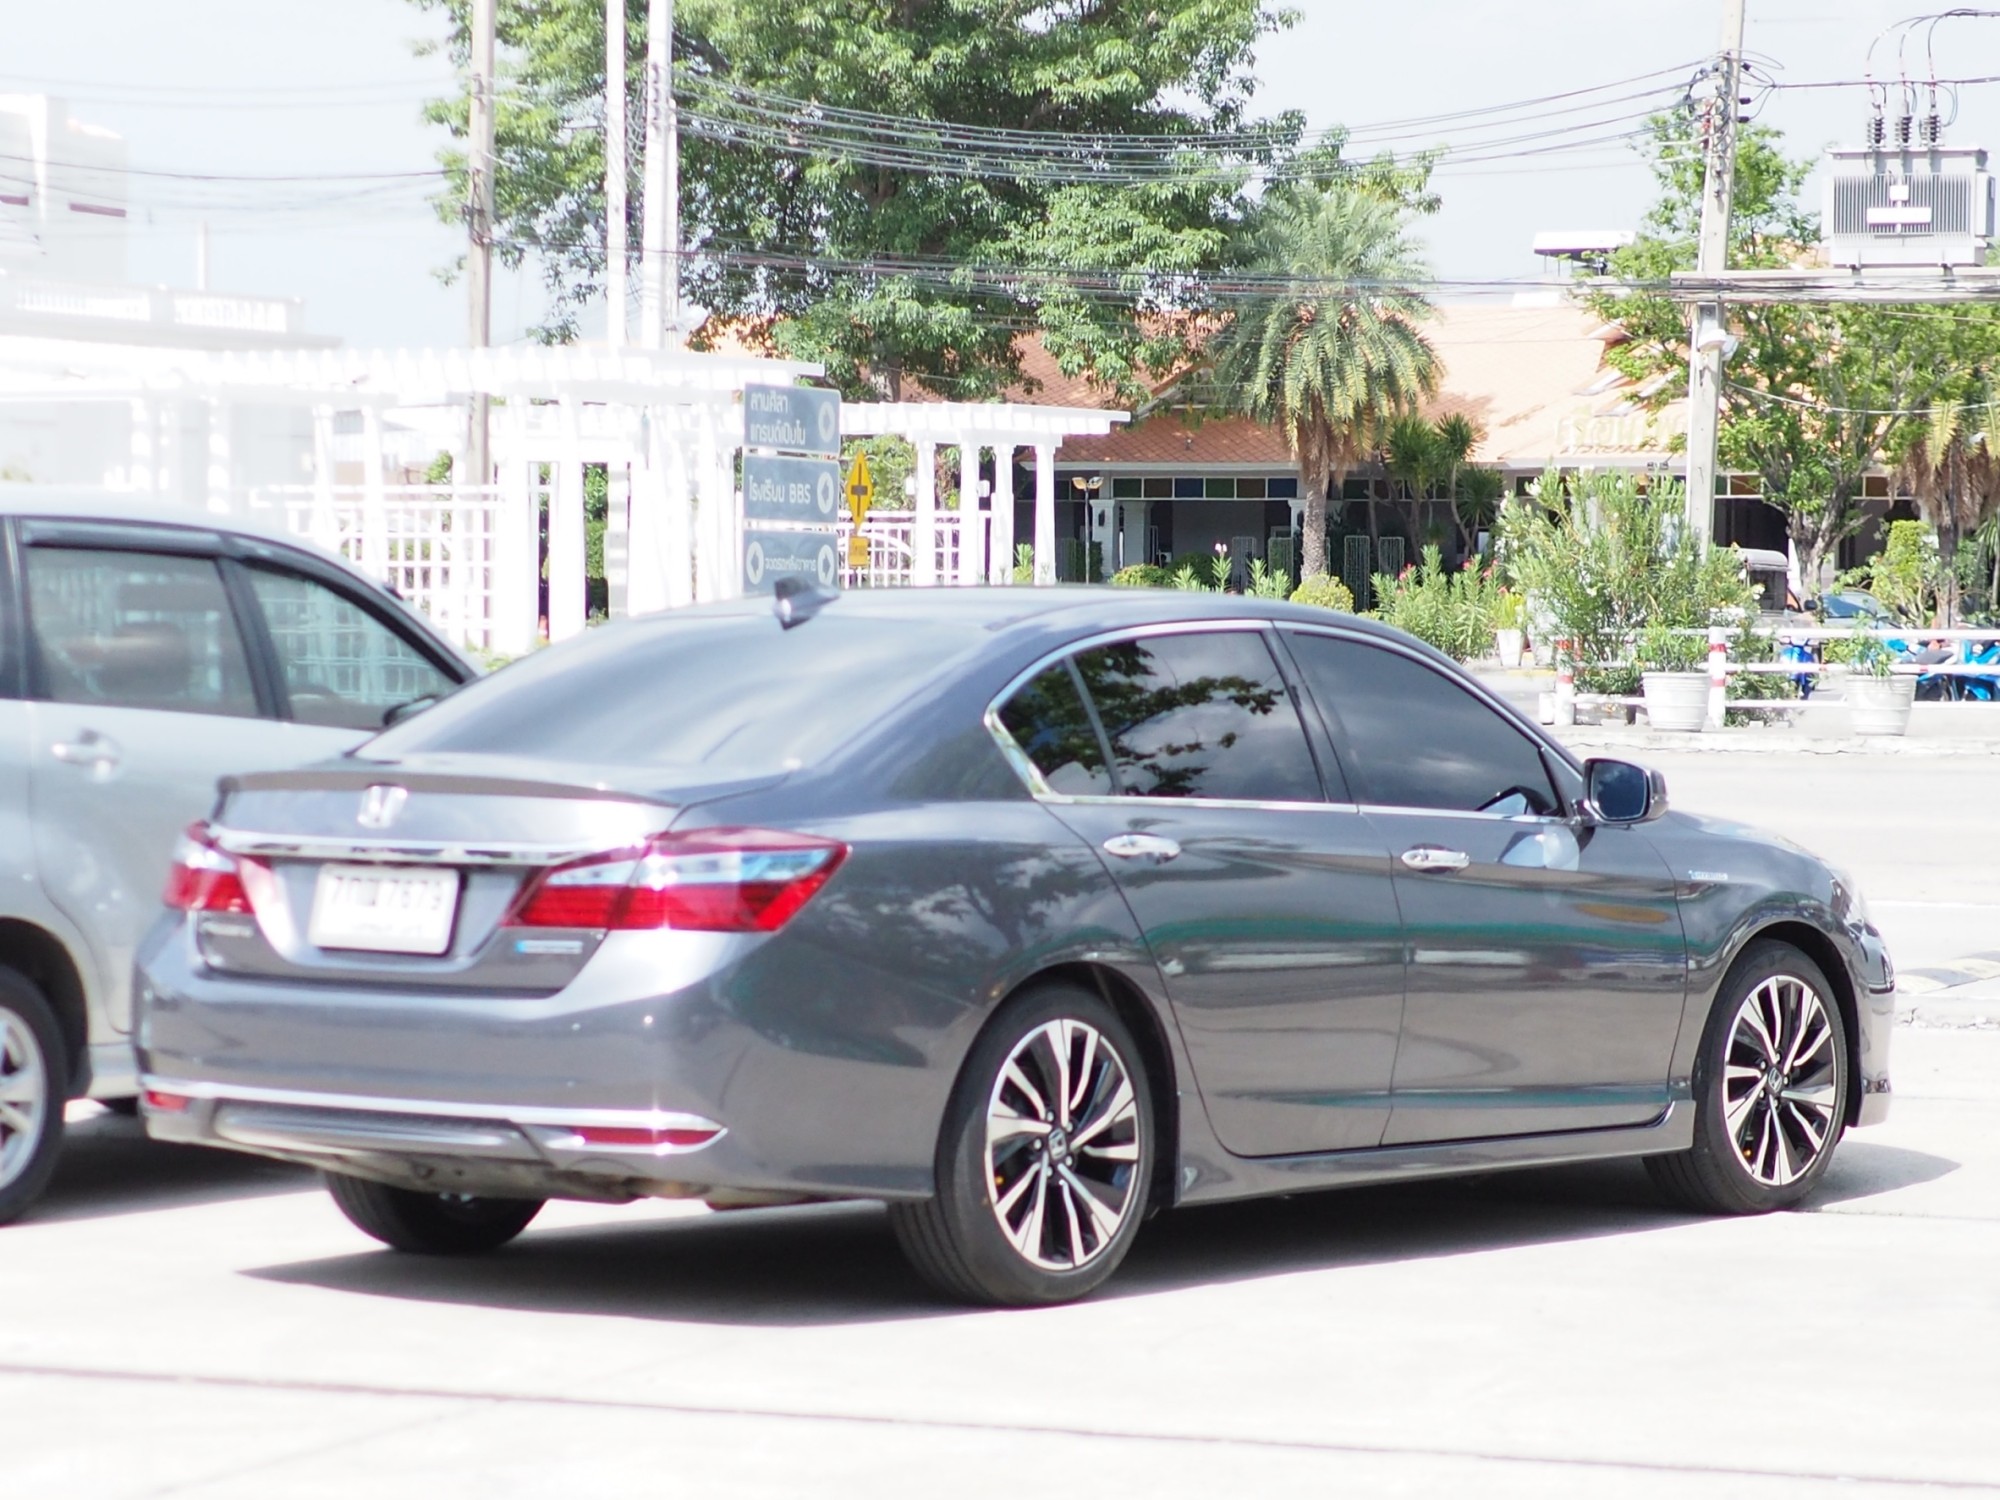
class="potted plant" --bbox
[1635,623,1711,732]
[1825,631,1912,736]
[1494,589,1528,668]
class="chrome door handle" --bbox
[1400,845,1470,873]
[50,730,121,771]
[1103,833,1182,863]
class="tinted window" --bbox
[24,548,257,718]
[367,610,990,772]
[1073,631,1321,802]
[998,664,1112,796]
[246,565,456,730]
[1287,633,1558,815]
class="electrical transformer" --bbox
[1822,144,1994,268]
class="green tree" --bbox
[412,0,1312,399]
[1891,394,2000,622]
[1208,182,1438,577]
[1586,115,1968,591]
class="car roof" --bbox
[619,583,1421,648]
[0,485,322,551]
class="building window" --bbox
[1173,477,1203,499]
[1204,477,1235,498]
[1237,477,1268,500]
[1268,477,1299,500]
[1143,476,1172,498]
[1111,477,1142,499]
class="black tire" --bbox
[324,1171,544,1254]
[889,980,1153,1306]
[0,966,66,1227]
[1648,940,1850,1214]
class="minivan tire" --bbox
[325,1172,544,1254]
[0,966,66,1227]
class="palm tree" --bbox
[1897,397,2000,624]
[1210,184,1439,578]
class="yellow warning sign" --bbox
[845,451,874,566]
[844,450,875,522]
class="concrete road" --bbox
[5,748,1996,1497]
[2,1025,1996,1499]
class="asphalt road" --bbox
[2,751,1994,1498]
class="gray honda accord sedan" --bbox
[137,587,1893,1305]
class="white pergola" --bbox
[0,340,1129,653]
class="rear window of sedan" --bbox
[361,611,990,771]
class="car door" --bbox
[995,624,1406,1158]
[19,529,463,1037]
[1282,627,1688,1144]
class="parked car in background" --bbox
[0,490,475,1223]
[137,586,1893,1305]
[1815,589,1899,625]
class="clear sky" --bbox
[5,1,1985,348]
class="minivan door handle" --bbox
[1400,845,1470,873]
[1103,833,1182,863]
[50,729,122,772]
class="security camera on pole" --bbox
[1683,0,1747,550]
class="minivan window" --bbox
[246,565,456,730]
[1072,631,1322,802]
[997,663,1113,796]
[365,611,991,772]
[24,548,258,718]
[1286,633,1558,815]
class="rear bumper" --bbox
[135,917,976,1203]
[1854,927,1895,1128]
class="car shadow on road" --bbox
[241,1140,1958,1327]
[27,1107,317,1226]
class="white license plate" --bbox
[307,865,461,955]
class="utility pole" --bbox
[467,0,497,486]
[604,0,628,348]
[638,0,676,350]
[1683,0,1747,547]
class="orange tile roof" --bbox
[1053,301,1685,471]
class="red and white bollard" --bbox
[1554,639,1576,726]
[1706,626,1729,730]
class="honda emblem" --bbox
[356,784,408,831]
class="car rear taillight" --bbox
[163,824,253,914]
[508,826,846,933]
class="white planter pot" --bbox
[1495,628,1525,669]
[1848,675,1915,736]
[1641,671,1710,732]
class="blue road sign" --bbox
[743,383,841,457]
[743,454,842,525]
[743,528,841,594]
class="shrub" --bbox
[1290,573,1356,612]
[1496,470,1756,676]
[1369,545,1501,662]
[1110,563,1171,588]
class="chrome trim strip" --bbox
[1356,803,1566,826]
[212,1104,542,1161]
[211,832,610,866]
[142,1076,722,1134]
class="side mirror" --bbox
[1583,758,1667,824]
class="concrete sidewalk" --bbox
[1470,666,2000,756]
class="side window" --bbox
[1285,633,1558,815]
[1072,630,1322,802]
[996,663,1113,796]
[24,547,258,718]
[245,565,456,730]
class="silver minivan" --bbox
[0,490,475,1222]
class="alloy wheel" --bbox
[0,1010,50,1190]
[983,1018,1141,1271]
[1723,974,1841,1188]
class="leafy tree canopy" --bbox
[1585,113,2000,588]
[415,1,1430,402]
